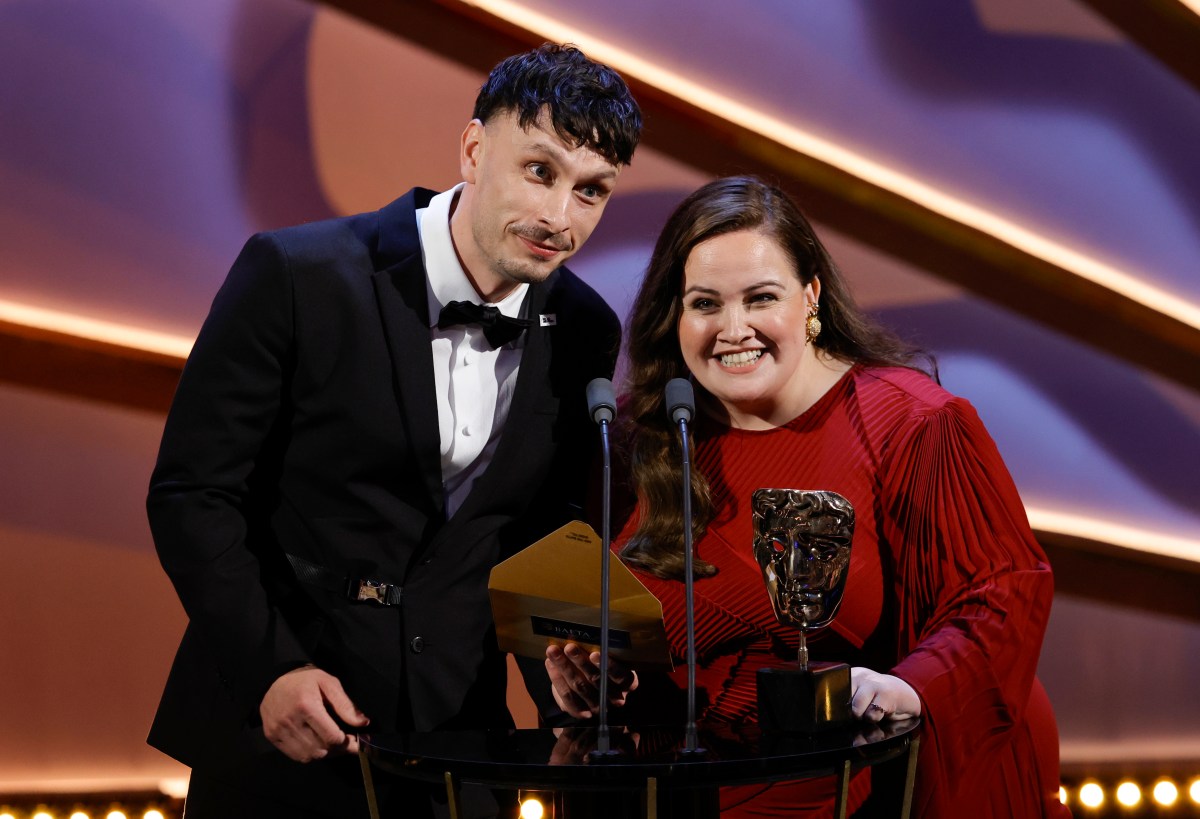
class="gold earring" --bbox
[805,302,821,343]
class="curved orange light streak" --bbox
[0,299,192,361]
[3,3,1198,568]
[458,0,1200,332]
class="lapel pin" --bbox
[539,314,558,326]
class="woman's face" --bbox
[677,229,818,427]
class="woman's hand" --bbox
[545,642,639,719]
[850,667,921,723]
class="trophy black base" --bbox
[757,662,853,733]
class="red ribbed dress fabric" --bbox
[616,366,1070,818]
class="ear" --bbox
[806,277,821,307]
[460,119,485,184]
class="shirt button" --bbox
[410,637,425,653]
[461,425,471,437]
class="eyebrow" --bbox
[682,279,787,296]
[526,139,620,181]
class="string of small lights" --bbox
[513,773,1200,811]
[518,778,1200,818]
[5,775,1200,817]
[510,775,1200,818]
[1059,775,1200,817]
[0,792,182,819]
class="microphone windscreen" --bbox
[665,378,695,424]
[586,377,617,424]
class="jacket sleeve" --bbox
[147,232,310,716]
[882,397,1054,813]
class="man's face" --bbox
[451,108,622,301]
[752,489,854,631]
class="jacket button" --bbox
[410,637,425,653]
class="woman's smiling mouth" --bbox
[719,350,763,368]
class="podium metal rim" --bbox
[359,718,919,791]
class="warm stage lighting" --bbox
[518,796,545,819]
[1026,508,1200,566]
[143,811,165,819]
[70,813,90,819]
[0,299,194,359]
[1153,779,1179,806]
[1058,785,1067,804]
[105,812,127,819]
[457,0,1200,335]
[1115,781,1141,807]
[33,811,54,819]
[1190,777,1200,804]
[157,779,189,801]
[1079,781,1105,809]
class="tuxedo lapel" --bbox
[371,193,445,520]
[447,275,560,529]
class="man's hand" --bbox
[545,642,638,719]
[259,665,369,762]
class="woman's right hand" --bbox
[849,667,921,723]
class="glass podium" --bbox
[359,718,919,819]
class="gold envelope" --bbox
[489,520,673,670]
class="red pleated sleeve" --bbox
[878,390,1063,816]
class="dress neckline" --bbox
[699,362,860,439]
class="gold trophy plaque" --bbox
[752,489,855,733]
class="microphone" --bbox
[585,378,620,759]
[665,377,694,424]
[586,377,617,424]
[665,378,705,756]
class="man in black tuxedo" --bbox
[146,44,641,817]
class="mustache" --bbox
[510,224,569,251]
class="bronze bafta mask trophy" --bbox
[752,489,855,733]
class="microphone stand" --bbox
[586,378,620,761]
[667,378,706,757]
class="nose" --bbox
[785,546,817,580]
[717,304,751,343]
[785,546,802,576]
[538,186,572,234]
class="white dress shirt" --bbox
[416,184,528,517]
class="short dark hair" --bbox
[473,43,642,166]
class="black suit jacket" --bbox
[146,188,620,769]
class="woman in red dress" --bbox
[546,176,1069,817]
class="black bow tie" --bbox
[437,300,533,349]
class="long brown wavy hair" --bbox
[620,176,935,579]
